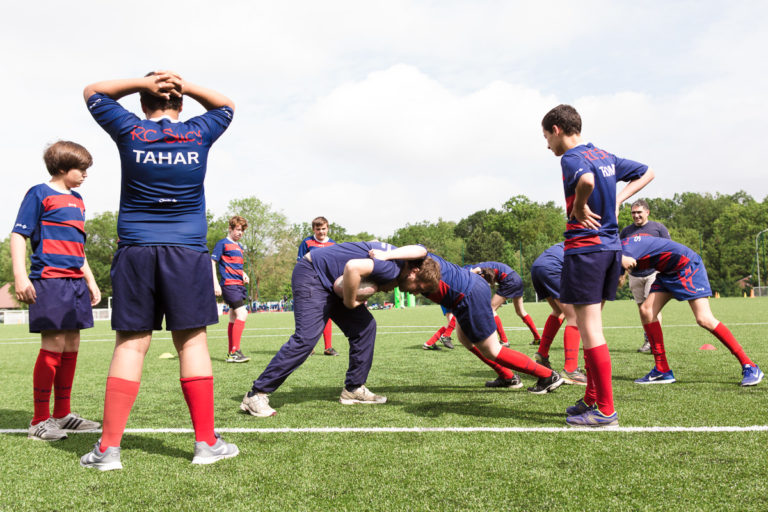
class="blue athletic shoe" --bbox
[566,398,596,416]
[566,409,619,428]
[740,364,764,387]
[634,367,676,384]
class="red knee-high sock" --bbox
[494,346,552,378]
[32,349,61,425]
[181,376,217,446]
[538,315,563,358]
[563,326,581,373]
[53,351,78,418]
[494,316,508,343]
[469,346,515,378]
[443,316,456,337]
[232,319,246,352]
[100,377,140,451]
[582,348,597,406]
[426,326,445,347]
[522,314,541,341]
[710,322,753,366]
[583,344,614,416]
[227,322,234,353]
[643,321,670,372]
[323,319,333,350]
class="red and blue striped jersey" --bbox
[561,143,648,254]
[297,236,336,261]
[211,237,246,286]
[13,184,86,279]
[87,93,233,251]
[424,253,473,309]
[621,235,697,275]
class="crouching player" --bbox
[621,235,763,387]
[377,249,563,394]
[469,261,541,346]
[212,215,251,363]
[12,141,101,441]
[240,242,427,417]
[529,243,587,385]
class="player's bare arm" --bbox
[368,245,427,261]
[341,259,375,309]
[572,173,601,230]
[81,257,102,306]
[10,232,36,304]
[83,73,181,102]
[211,260,222,296]
[617,167,655,207]
[181,81,235,111]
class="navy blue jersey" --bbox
[297,236,336,261]
[621,235,698,275]
[424,253,476,309]
[619,221,671,277]
[13,184,86,279]
[465,261,514,283]
[310,241,404,293]
[87,93,233,250]
[531,243,564,274]
[561,143,647,254]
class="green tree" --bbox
[388,219,464,263]
[84,211,119,305]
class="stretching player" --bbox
[241,242,427,417]
[80,71,238,470]
[423,308,455,350]
[212,215,251,363]
[469,261,541,346]
[542,104,654,427]
[621,235,763,386]
[529,243,587,385]
[297,216,339,356]
[377,248,563,394]
[12,141,101,441]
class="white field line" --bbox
[2,425,768,435]
[1,321,767,346]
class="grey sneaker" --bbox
[80,441,122,471]
[339,385,387,405]
[534,352,552,369]
[485,375,523,389]
[562,368,588,386]
[226,350,250,363]
[438,336,454,349]
[192,433,239,465]
[240,392,276,417]
[637,339,651,353]
[28,417,68,441]
[55,412,100,431]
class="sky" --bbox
[2,1,766,239]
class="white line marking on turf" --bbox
[2,426,767,435]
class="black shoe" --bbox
[530,339,541,346]
[439,335,454,349]
[534,352,551,369]
[422,343,441,350]
[324,347,340,356]
[485,375,523,389]
[527,370,564,394]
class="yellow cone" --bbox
[158,352,175,359]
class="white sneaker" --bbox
[240,392,277,417]
[55,412,101,431]
[192,434,239,465]
[339,385,387,405]
[28,417,68,441]
[80,441,122,471]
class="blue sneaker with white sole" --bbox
[634,367,676,384]
[740,364,764,387]
[566,398,596,416]
[566,409,619,428]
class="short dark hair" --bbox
[478,268,497,285]
[312,216,329,228]
[541,104,582,136]
[631,199,650,211]
[139,71,183,112]
[43,140,93,176]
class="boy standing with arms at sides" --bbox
[542,104,654,427]
[12,141,101,441]
[80,71,238,470]
[297,216,339,356]
[212,215,251,363]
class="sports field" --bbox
[0,298,766,511]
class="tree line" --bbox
[2,191,767,306]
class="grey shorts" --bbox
[629,272,659,304]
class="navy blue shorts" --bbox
[222,285,248,309]
[496,271,523,299]
[28,278,93,333]
[111,246,218,332]
[531,263,560,300]
[452,274,496,343]
[651,255,712,301]
[560,250,622,305]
